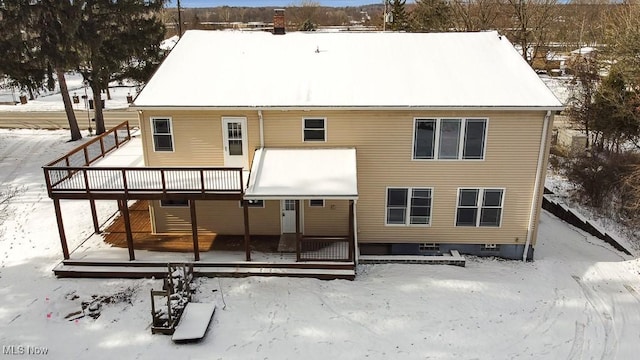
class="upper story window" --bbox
[151,117,174,152]
[386,187,433,226]
[413,118,487,160]
[303,118,326,142]
[455,188,504,227]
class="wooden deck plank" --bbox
[103,200,280,253]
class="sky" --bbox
[169,0,413,7]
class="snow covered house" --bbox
[44,29,562,278]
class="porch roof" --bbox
[244,148,358,200]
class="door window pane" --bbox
[228,140,243,155]
[284,200,296,211]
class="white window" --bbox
[160,199,188,207]
[309,199,325,207]
[386,187,433,226]
[151,117,174,152]
[413,118,487,160]
[455,188,504,227]
[239,199,265,208]
[303,118,326,142]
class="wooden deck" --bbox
[104,201,280,253]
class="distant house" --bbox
[44,27,562,278]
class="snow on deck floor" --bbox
[1,129,640,359]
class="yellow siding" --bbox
[152,199,349,236]
[140,109,548,247]
[304,200,349,236]
[139,110,261,167]
[153,200,280,235]
[262,110,546,245]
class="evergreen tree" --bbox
[76,0,166,135]
[388,0,410,31]
[0,0,82,141]
[412,0,453,32]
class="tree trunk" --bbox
[91,83,106,135]
[106,86,111,100]
[28,87,35,100]
[57,69,82,141]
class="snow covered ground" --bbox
[0,73,137,111]
[1,129,639,359]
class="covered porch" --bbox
[245,147,359,263]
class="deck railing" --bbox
[299,236,353,262]
[43,167,244,196]
[45,121,132,170]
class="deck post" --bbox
[190,200,200,261]
[53,198,70,260]
[119,199,135,261]
[295,200,301,262]
[348,200,355,262]
[242,200,251,261]
[89,199,101,234]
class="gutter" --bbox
[524,110,551,261]
[129,105,566,112]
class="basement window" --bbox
[419,243,439,251]
[481,244,499,251]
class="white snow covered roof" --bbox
[134,30,563,110]
[244,148,358,199]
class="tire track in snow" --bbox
[566,321,585,360]
[623,284,640,303]
[571,275,618,360]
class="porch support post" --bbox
[119,199,135,261]
[242,200,251,261]
[53,198,70,260]
[348,200,355,262]
[295,200,301,262]
[89,199,101,234]
[190,200,200,261]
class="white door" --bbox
[221,117,248,169]
[281,200,300,233]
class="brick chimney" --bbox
[273,9,285,35]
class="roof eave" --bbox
[130,105,565,112]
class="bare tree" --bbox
[450,0,503,31]
[288,1,321,30]
[506,0,558,65]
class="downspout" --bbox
[524,110,551,261]
[353,199,359,265]
[258,110,264,148]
